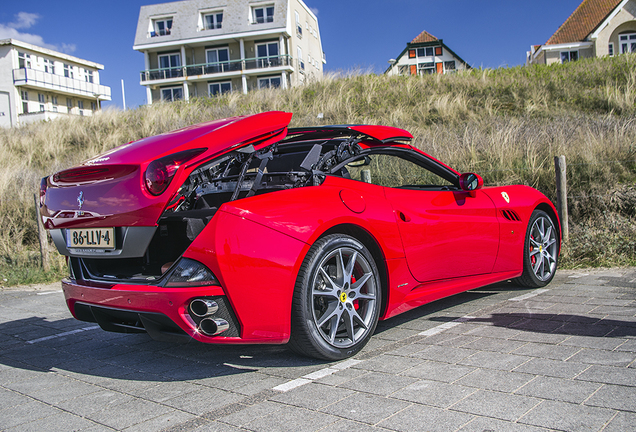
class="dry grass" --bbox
[1,55,635,285]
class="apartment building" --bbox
[385,31,470,77]
[527,0,636,65]
[0,39,111,128]
[133,0,325,104]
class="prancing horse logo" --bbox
[77,191,84,209]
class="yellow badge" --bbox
[340,292,348,303]
[501,191,510,203]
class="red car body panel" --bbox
[43,111,560,346]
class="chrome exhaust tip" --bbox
[190,299,219,317]
[198,318,230,336]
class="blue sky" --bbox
[1,0,584,109]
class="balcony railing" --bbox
[140,55,292,82]
[12,68,111,100]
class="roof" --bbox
[410,30,438,44]
[546,0,622,44]
[385,30,471,74]
[0,38,104,69]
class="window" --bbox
[64,64,74,78]
[38,93,45,112]
[258,76,281,89]
[21,91,28,114]
[161,87,183,102]
[297,47,304,70]
[398,65,409,75]
[408,49,416,58]
[256,42,280,67]
[52,96,58,105]
[44,59,55,74]
[295,11,302,37]
[417,47,434,58]
[67,98,73,109]
[418,62,435,75]
[158,53,182,78]
[619,33,636,54]
[85,70,94,83]
[209,81,232,96]
[152,18,173,36]
[609,43,614,57]
[435,46,443,56]
[253,6,274,24]
[345,152,454,189]
[91,101,96,111]
[561,51,578,63]
[205,48,230,66]
[203,12,223,30]
[444,61,456,72]
[78,100,84,109]
[18,52,31,69]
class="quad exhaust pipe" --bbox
[189,299,229,336]
[198,317,229,336]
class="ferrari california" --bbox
[40,111,560,360]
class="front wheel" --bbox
[516,209,559,287]
[289,234,381,360]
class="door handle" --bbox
[397,211,411,222]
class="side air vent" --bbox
[501,209,521,222]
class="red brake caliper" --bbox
[530,235,536,265]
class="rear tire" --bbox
[516,209,559,288]
[289,234,381,360]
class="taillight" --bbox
[144,148,206,196]
[39,177,48,207]
[165,258,220,287]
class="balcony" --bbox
[13,68,112,100]
[140,55,293,83]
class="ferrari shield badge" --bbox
[501,191,510,203]
[77,191,84,209]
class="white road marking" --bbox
[272,378,311,392]
[302,368,338,380]
[418,316,476,337]
[510,289,550,302]
[273,357,362,392]
[568,273,589,278]
[26,325,100,344]
[36,290,63,295]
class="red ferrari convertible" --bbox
[40,111,560,360]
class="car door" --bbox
[347,151,500,283]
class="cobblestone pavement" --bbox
[0,269,634,432]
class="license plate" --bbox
[67,227,115,249]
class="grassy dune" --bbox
[1,54,635,285]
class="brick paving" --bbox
[0,268,634,431]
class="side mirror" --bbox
[459,173,483,192]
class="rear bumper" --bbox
[62,278,286,344]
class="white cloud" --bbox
[8,12,40,29]
[0,12,76,54]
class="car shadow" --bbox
[374,280,526,332]
[0,315,327,383]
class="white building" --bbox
[385,31,470,76]
[133,0,325,104]
[527,0,636,65]
[0,39,111,128]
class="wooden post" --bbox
[554,155,569,243]
[361,169,372,184]
[34,193,50,271]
